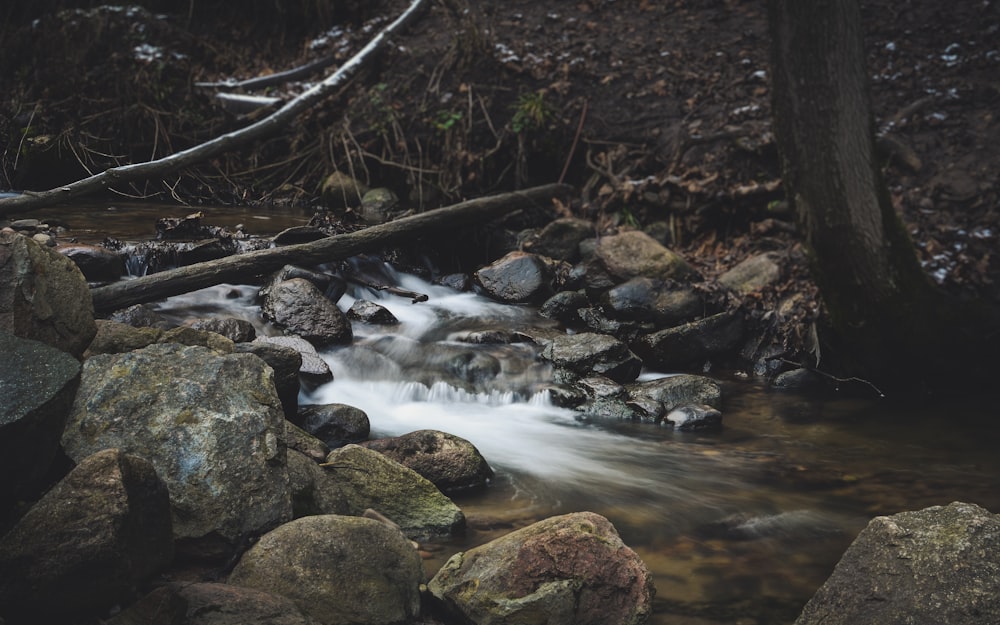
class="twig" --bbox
[558,98,588,185]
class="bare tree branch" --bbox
[0,0,431,216]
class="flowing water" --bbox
[36,203,1000,624]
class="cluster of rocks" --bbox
[0,229,657,625]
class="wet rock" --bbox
[299,403,370,447]
[271,225,328,246]
[262,264,337,296]
[0,449,173,623]
[107,303,171,328]
[319,171,368,210]
[156,212,214,240]
[347,298,400,325]
[718,252,784,294]
[522,217,594,262]
[626,374,722,414]
[322,444,466,539]
[187,316,257,343]
[360,430,494,494]
[664,404,723,431]
[0,332,81,514]
[540,332,642,384]
[158,325,235,353]
[57,243,125,283]
[175,238,233,266]
[1,231,97,358]
[600,277,703,326]
[539,289,590,325]
[261,278,353,346]
[773,367,823,390]
[84,320,164,356]
[585,230,699,290]
[795,502,1000,625]
[474,251,555,304]
[62,343,292,542]
[229,515,423,625]
[285,422,330,463]
[105,582,314,625]
[428,511,654,625]
[359,187,400,224]
[362,334,502,390]
[235,341,302,419]
[436,272,471,291]
[631,310,744,370]
[285,449,350,517]
[253,334,333,388]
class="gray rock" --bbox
[522,217,594,262]
[299,403,370,447]
[540,332,642,384]
[158,325,235,353]
[1,231,97,358]
[285,422,329,463]
[319,171,368,210]
[795,502,1000,625]
[773,367,823,390]
[428,511,654,625]
[347,299,400,325]
[586,230,699,289]
[62,343,292,541]
[253,334,333,388]
[107,303,170,328]
[359,187,400,224]
[600,277,703,326]
[360,429,494,494]
[0,332,80,510]
[229,515,423,625]
[261,278,353,347]
[105,582,315,625]
[323,444,466,539]
[57,243,125,283]
[626,374,722,414]
[85,319,164,356]
[718,252,784,295]
[539,289,590,325]
[261,264,336,297]
[631,310,744,369]
[188,316,257,343]
[664,404,723,431]
[0,449,173,622]
[235,340,303,418]
[474,251,555,304]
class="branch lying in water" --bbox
[89,183,573,314]
[0,0,431,216]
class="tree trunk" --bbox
[768,0,979,387]
[90,184,571,314]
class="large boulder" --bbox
[585,230,699,288]
[235,341,303,420]
[0,449,173,623]
[540,332,642,384]
[428,511,655,625]
[795,502,1000,625]
[474,251,557,304]
[0,331,80,513]
[106,582,315,625]
[229,515,423,625]
[360,429,494,494]
[62,343,292,542]
[319,170,368,210]
[84,319,164,356]
[626,374,722,414]
[0,230,97,358]
[261,278,353,347]
[323,444,466,539]
[253,334,333,389]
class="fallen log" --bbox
[90,183,572,314]
[0,0,430,216]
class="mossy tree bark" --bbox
[768,0,995,389]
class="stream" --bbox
[43,203,1000,624]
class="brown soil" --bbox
[2,0,999,369]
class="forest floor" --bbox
[2,0,999,360]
